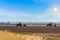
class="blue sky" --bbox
[0,0,60,22]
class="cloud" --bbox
[36,5,60,22]
[0,8,40,22]
[0,4,60,22]
[0,8,30,21]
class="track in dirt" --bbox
[0,26,60,33]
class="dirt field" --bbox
[0,26,60,33]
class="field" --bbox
[0,26,60,33]
[0,26,60,40]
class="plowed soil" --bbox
[0,26,60,33]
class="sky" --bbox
[0,0,60,22]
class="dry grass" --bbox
[0,30,60,40]
[0,30,43,40]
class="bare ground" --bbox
[0,26,60,33]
